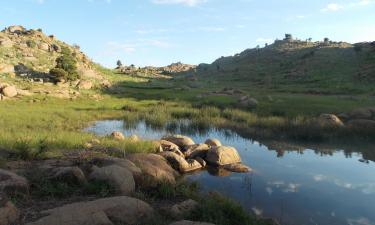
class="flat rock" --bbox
[206,146,241,166]
[169,221,216,225]
[0,169,29,196]
[89,165,135,195]
[26,196,154,225]
[127,153,179,186]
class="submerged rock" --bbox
[206,146,241,166]
[26,196,155,225]
[184,144,210,158]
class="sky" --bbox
[1,0,375,68]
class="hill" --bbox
[194,34,375,95]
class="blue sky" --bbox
[1,0,375,67]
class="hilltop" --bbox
[193,34,375,94]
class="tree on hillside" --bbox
[116,60,123,68]
[49,46,80,82]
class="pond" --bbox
[85,120,375,225]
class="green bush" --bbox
[50,46,80,81]
[26,40,36,48]
[50,68,68,82]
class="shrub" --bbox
[50,68,68,82]
[26,40,36,48]
[50,46,80,81]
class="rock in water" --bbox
[206,146,241,166]
[89,165,135,195]
[204,138,222,147]
[26,196,155,225]
[160,152,202,173]
[162,135,195,149]
[223,163,252,173]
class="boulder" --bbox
[100,80,112,88]
[195,157,207,167]
[160,152,202,173]
[0,169,29,196]
[127,153,179,186]
[204,138,222,147]
[169,221,216,225]
[170,199,199,219]
[91,157,142,178]
[0,194,19,225]
[184,144,210,158]
[206,146,241,166]
[159,140,181,152]
[78,80,93,90]
[7,25,25,34]
[16,89,33,96]
[26,196,155,225]
[162,135,195,149]
[1,86,17,98]
[239,96,258,109]
[89,165,135,195]
[223,163,252,173]
[48,167,87,185]
[0,38,13,48]
[0,64,14,74]
[110,131,125,140]
[318,114,344,127]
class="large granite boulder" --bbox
[206,146,241,166]
[89,165,135,195]
[204,138,222,147]
[184,144,210,159]
[160,152,202,173]
[162,135,195,149]
[48,166,86,185]
[318,114,344,127]
[90,157,142,178]
[127,153,179,186]
[26,196,154,225]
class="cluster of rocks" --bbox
[0,82,32,100]
[154,134,252,174]
[318,107,375,129]
[0,153,214,225]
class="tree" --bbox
[50,46,80,82]
[116,60,123,68]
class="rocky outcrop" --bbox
[206,146,241,166]
[127,153,179,186]
[0,169,29,196]
[1,86,17,98]
[26,196,155,225]
[89,165,135,195]
[162,135,195,149]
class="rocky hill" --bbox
[194,34,375,94]
[0,25,106,83]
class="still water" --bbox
[85,120,375,225]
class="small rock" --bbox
[204,138,222,147]
[49,167,87,184]
[170,199,198,219]
[0,169,29,196]
[111,131,125,140]
[0,193,19,225]
[89,165,135,195]
[1,86,17,98]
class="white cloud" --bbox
[105,42,136,55]
[321,3,344,12]
[152,0,207,7]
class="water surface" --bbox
[85,120,375,225]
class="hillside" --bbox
[194,34,375,94]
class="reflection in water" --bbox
[85,120,375,225]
